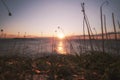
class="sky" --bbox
[0,0,120,37]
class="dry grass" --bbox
[0,52,120,80]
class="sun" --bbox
[57,33,65,39]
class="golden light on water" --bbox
[57,41,67,54]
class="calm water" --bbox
[0,38,120,56]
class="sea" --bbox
[0,38,120,56]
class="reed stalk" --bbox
[81,3,93,52]
[0,29,3,39]
[112,13,117,41]
[100,5,104,53]
[100,1,109,53]
[118,21,120,39]
[1,0,12,16]
[112,13,119,53]
[104,15,108,40]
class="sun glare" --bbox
[57,33,65,39]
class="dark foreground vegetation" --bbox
[0,52,120,80]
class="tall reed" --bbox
[104,15,108,40]
[1,0,12,16]
[100,1,108,53]
[81,2,93,52]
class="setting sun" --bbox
[57,33,65,39]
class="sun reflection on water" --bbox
[57,41,67,54]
